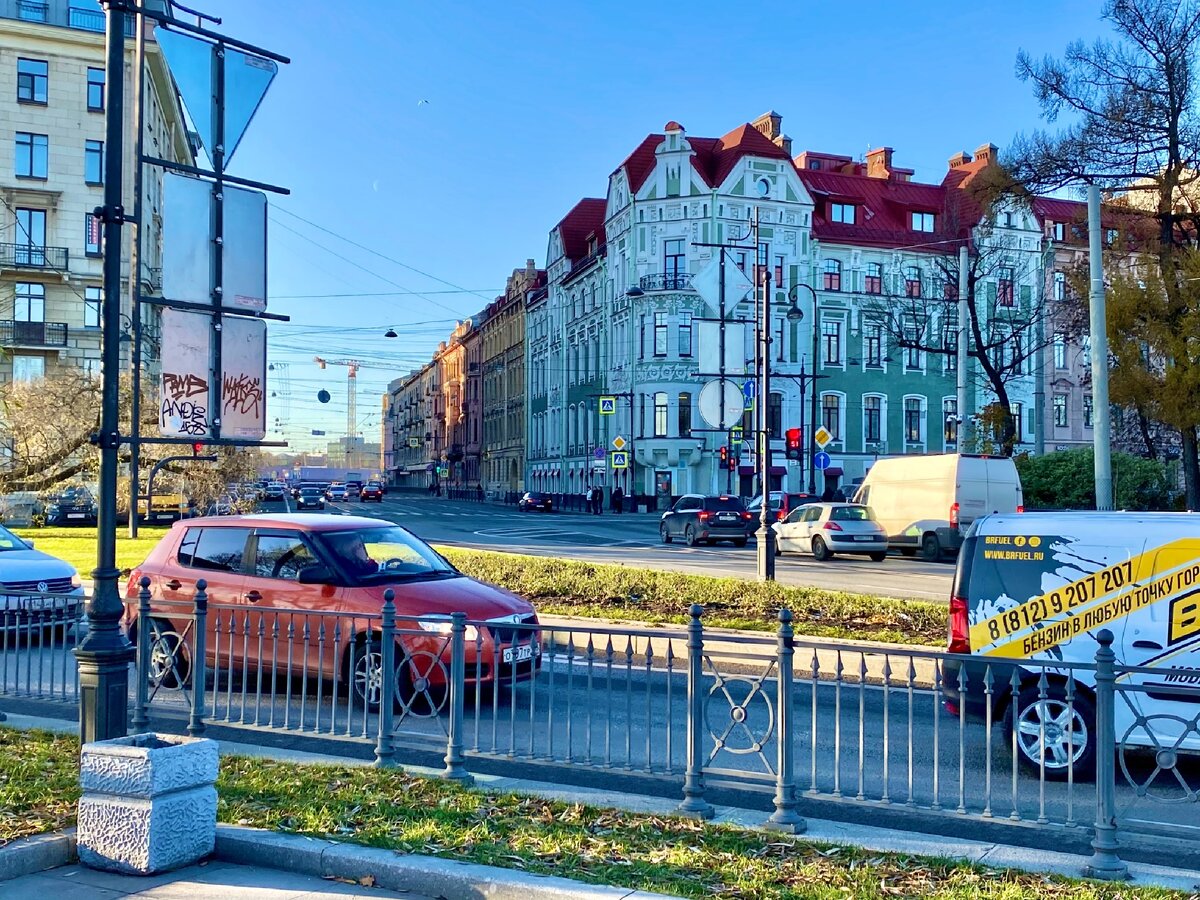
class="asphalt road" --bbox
[300,493,955,603]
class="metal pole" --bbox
[443,611,473,783]
[719,250,730,495]
[808,290,819,495]
[187,579,208,737]
[766,609,805,832]
[678,604,714,819]
[128,0,145,538]
[374,590,396,767]
[957,245,969,451]
[756,240,776,581]
[209,41,226,441]
[1083,629,1127,879]
[75,0,134,746]
[1033,247,1049,457]
[130,576,151,731]
[1088,185,1113,510]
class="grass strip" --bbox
[0,728,1188,900]
[440,547,946,645]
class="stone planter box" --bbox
[77,732,218,875]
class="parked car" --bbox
[295,486,326,510]
[945,511,1200,778]
[262,483,287,503]
[360,482,383,502]
[325,482,348,501]
[853,453,1023,561]
[0,523,84,632]
[121,514,541,708]
[659,494,753,547]
[45,486,98,526]
[517,491,553,512]
[772,503,887,561]
[745,491,819,525]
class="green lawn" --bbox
[0,728,1184,900]
[11,526,168,576]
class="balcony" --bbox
[0,320,68,349]
[638,273,693,292]
[0,243,69,272]
[18,1,47,22]
[67,6,137,36]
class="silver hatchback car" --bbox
[772,502,887,561]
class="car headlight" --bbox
[71,573,82,589]
[416,617,478,641]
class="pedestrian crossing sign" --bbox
[599,396,616,415]
[611,450,629,469]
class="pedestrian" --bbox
[593,486,603,515]
[476,483,484,502]
[612,485,624,514]
[586,485,595,514]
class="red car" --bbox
[359,482,383,502]
[122,514,540,710]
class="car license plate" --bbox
[856,535,874,541]
[67,513,85,519]
[502,644,539,664]
[718,513,736,521]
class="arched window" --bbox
[823,258,842,291]
[904,266,922,298]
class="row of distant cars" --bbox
[256,480,387,509]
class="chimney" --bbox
[948,151,972,169]
[752,110,782,141]
[525,258,536,278]
[773,133,792,156]
[664,120,685,134]
[973,143,998,166]
[865,146,894,179]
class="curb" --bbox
[0,831,76,882]
[214,824,678,899]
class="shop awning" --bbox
[823,467,844,478]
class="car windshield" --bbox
[0,524,26,552]
[60,487,92,503]
[316,526,457,584]
[300,488,321,496]
[831,505,874,522]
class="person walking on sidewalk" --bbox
[592,485,603,515]
[611,485,624,514]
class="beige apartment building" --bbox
[0,0,191,384]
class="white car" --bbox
[772,502,888,561]
[0,523,85,633]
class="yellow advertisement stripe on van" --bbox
[969,538,1198,651]
[984,561,1200,658]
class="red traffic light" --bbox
[192,442,204,456]
[785,428,802,461]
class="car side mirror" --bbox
[297,564,333,585]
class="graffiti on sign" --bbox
[160,378,209,436]
[163,372,208,400]
[222,373,263,418]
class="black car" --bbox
[518,491,553,512]
[660,494,753,546]
[295,487,326,510]
[45,486,98,526]
[360,481,383,501]
[262,483,286,502]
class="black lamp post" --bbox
[786,284,820,494]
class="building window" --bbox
[911,211,935,232]
[678,392,691,437]
[864,323,883,367]
[15,208,46,264]
[1053,394,1068,427]
[12,355,45,382]
[863,396,882,442]
[904,266,921,298]
[678,311,692,357]
[774,255,785,287]
[653,312,667,356]
[767,392,783,439]
[15,283,45,322]
[903,317,922,369]
[87,67,105,111]
[1105,228,1119,247]
[664,238,685,278]
[85,213,102,256]
[1053,332,1067,369]
[1083,394,1093,428]
[84,286,101,329]
[823,259,842,291]
[653,392,668,437]
[997,266,1015,307]
[830,203,855,224]
[1053,271,1065,302]
[821,319,841,365]
[864,262,882,294]
[821,394,841,439]
[85,140,104,184]
[904,398,924,443]
[735,251,747,274]
[1011,403,1024,440]
[944,398,958,444]
[1051,221,1065,241]
[15,132,48,179]
[17,58,48,104]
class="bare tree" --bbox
[1010,0,1200,504]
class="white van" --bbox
[945,512,1200,776]
[852,453,1023,560]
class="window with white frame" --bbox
[653,312,667,356]
[911,211,935,232]
[1011,402,1024,440]
[830,203,855,224]
[904,266,921,298]
[904,397,924,443]
[1083,394,1093,428]
[821,318,842,365]
[943,398,958,444]
[678,311,692,357]
[903,316,922,369]
[1053,394,1068,427]
[997,266,1015,307]
[15,282,45,321]
[823,258,842,291]
[864,322,883,367]
[864,262,882,294]
[12,354,44,382]
[1054,332,1067,369]
[1053,271,1065,301]
[653,391,668,437]
[821,394,841,439]
[863,395,882,443]
[84,286,101,329]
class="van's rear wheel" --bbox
[1006,684,1096,780]
[920,533,941,561]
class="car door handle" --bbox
[1132,640,1162,650]
[165,580,182,591]
[245,591,263,603]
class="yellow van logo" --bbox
[1169,591,1200,646]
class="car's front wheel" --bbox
[660,523,672,543]
[349,638,447,717]
[1006,684,1096,780]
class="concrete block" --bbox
[77,733,218,875]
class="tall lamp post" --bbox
[785,284,819,493]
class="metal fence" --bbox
[2,582,1197,878]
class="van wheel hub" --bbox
[1017,699,1087,769]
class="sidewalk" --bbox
[3,711,1199,894]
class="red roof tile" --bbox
[615,135,665,193]
[554,198,607,263]
[692,124,793,188]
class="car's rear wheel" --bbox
[921,533,941,561]
[684,525,698,547]
[660,523,672,543]
[811,536,832,561]
[868,551,887,562]
[144,619,191,689]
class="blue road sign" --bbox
[814,451,832,471]
[742,380,756,402]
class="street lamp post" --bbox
[755,261,776,582]
[786,284,819,493]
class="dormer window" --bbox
[830,203,855,224]
[911,211,935,233]
[809,160,821,170]
[1051,221,1065,241]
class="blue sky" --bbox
[192,0,1111,451]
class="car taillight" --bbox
[822,521,843,531]
[948,594,971,654]
[741,511,753,521]
[125,568,142,598]
[698,510,712,522]
[1016,505,1024,514]
[949,502,959,529]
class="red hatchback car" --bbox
[122,514,540,710]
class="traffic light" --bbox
[719,446,729,469]
[192,442,204,457]
[785,428,802,461]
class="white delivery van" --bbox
[852,453,1023,560]
[944,512,1200,777]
